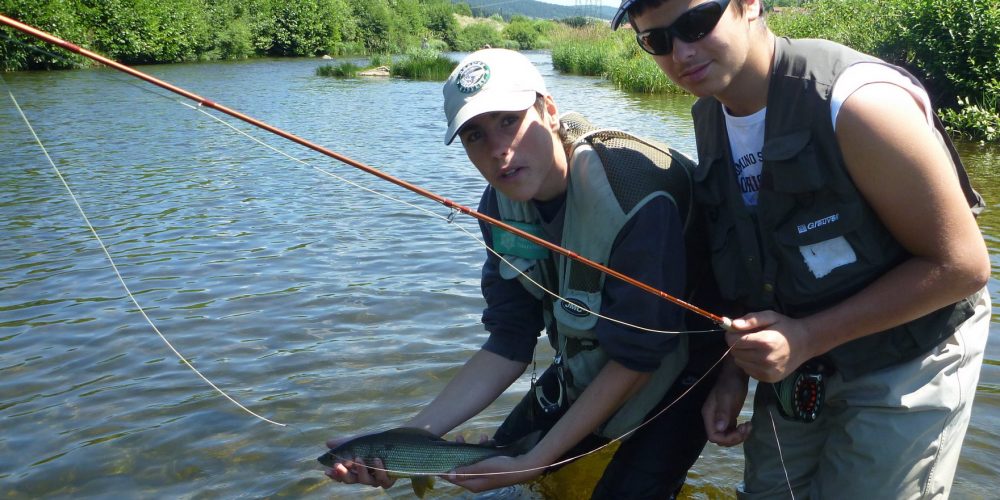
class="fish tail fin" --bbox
[411,476,434,498]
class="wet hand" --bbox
[444,455,542,492]
[323,437,396,488]
[324,456,396,488]
[701,360,751,446]
[726,311,814,383]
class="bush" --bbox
[454,21,503,52]
[894,0,1000,103]
[251,0,351,57]
[82,0,214,64]
[767,0,897,56]
[426,1,459,49]
[0,0,90,70]
[503,16,554,50]
[769,0,999,141]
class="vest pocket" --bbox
[765,130,825,193]
[771,198,868,303]
[705,206,753,301]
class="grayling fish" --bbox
[318,427,540,498]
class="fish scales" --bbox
[347,439,504,475]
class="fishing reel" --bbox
[773,359,831,423]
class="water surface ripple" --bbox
[1,53,997,499]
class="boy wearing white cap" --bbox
[325,48,723,498]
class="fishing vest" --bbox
[691,37,984,380]
[492,112,696,438]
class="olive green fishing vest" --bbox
[691,37,984,380]
[493,112,694,438]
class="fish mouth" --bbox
[317,450,336,468]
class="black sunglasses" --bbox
[635,0,732,56]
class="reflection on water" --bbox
[0,52,997,499]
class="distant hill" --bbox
[456,0,617,20]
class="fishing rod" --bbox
[0,14,731,329]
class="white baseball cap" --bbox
[443,49,548,145]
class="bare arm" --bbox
[447,359,651,491]
[729,82,990,382]
[325,349,526,487]
[405,349,528,436]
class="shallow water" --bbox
[0,52,996,499]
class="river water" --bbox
[0,52,996,499]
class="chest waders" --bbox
[491,112,695,438]
[692,38,984,422]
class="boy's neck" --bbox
[718,31,776,117]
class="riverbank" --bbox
[549,0,999,143]
[2,0,994,142]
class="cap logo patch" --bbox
[456,61,490,94]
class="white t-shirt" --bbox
[720,63,933,278]
[722,62,934,209]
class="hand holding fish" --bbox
[322,436,397,489]
[726,311,818,383]
[444,453,544,492]
[319,428,541,497]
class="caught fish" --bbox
[318,427,540,498]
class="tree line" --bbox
[0,0,557,70]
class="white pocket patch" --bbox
[798,236,857,279]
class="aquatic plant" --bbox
[391,49,456,81]
[315,61,361,78]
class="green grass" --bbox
[315,62,361,77]
[391,49,456,81]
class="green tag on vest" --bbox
[492,221,549,260]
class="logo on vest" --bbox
[456,61,490,94]
[797,213,839,234]
[560,298,590,318]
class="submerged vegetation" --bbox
[315,61,362,78]
[316,49,456,81]
[391,49,456,81]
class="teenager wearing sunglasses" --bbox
[613,0,990,498]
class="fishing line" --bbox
[189,98,720,335]
[0,28,721,448]
[2,17,747,482]
[1,76,286,428]
[173,96,710,335]
[0,28,723,336]
[0,14,732,330]
[768,407,796,499]
[326,342,742,480]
